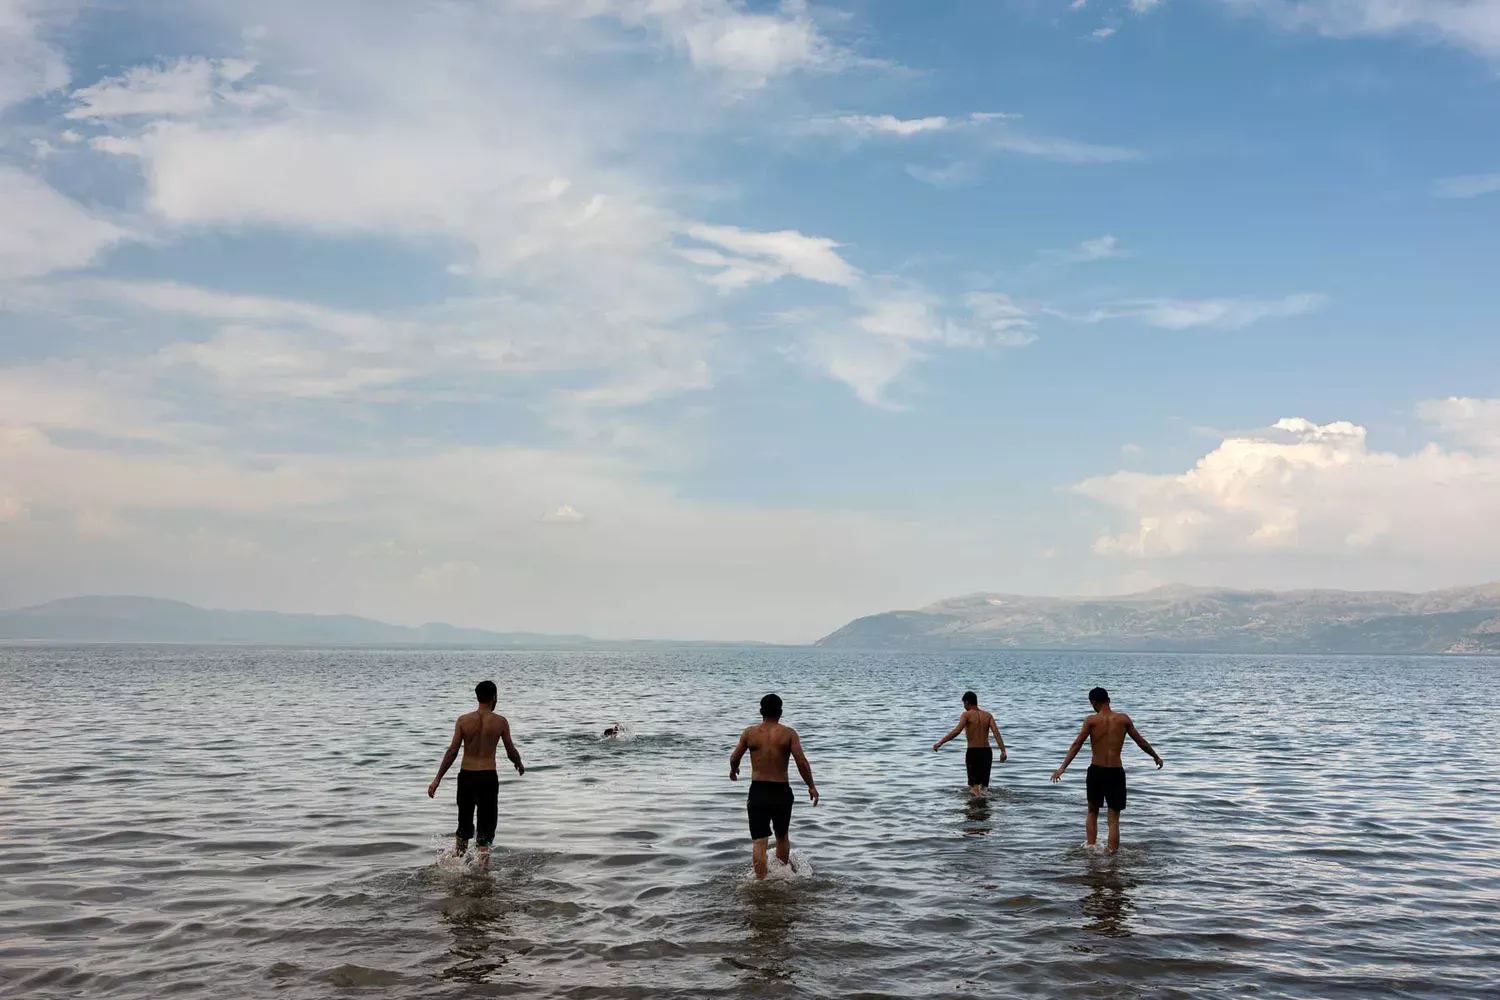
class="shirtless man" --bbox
[932,691,1008,797]
[729,693,819,879]
[427,680,524,869]
[1050,687,1162,853]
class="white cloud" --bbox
[834,114,951,137]
[684,223,860,287]
[1432,172,1500,199]
[964,292,1038,347]
[1416,396,1500,451]
[905,161,981,187]
[798,290,1036,404]
[1130,0,1163,13]
[68,58,219,119]
[541,504,588,523]
[1074,411,1500,563]
[1093,27,1118,38]
[1121,442,1143,455]
[1225,0,1500,59]
[991,131,1141,163]
[0,0,70,111]
[1084,292,1327,330]
[530,0,845,84]
[0,166,125,279]
[414,560,482,592]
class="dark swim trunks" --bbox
[455,769,499,847]
[965,747,993,789]
[746,780,794,841]
[1086,765,1127,813]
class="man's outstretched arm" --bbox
[932,715,967,751]
[501,718,525,775]
[729,732,748,781]
[990,716,1008,762]
[1050,721,1090,783]
[791,733,818,806]
[1126,719,1163,768]
[428,721,463,797]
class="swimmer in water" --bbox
[932,690,1007,797]
[427,680,525,871]
[729,693,819,879]
[1050,686,1163,854]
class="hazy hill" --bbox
[0,596,618,647]
[816,583,1500,654]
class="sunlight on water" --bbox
[1,646,1499,999]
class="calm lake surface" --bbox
[2,647,1498,999]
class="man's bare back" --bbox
[736,720,800,783]
[455,708,512,771]
[1081,709,1136,767]
[962,708,997,748]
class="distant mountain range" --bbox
[816,583,1500,654]
[0,596,749,647]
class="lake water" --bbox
[2,646,1498,999]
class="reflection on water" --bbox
[962,795,993,836]
[1080,865,1136,939]
[2,646,1500,1000]
[438,875,513,983]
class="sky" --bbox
[2,0,1499,641]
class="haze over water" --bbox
[2,646,1498,999]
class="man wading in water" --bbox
[1050,686,1163,854]
[932,690,1007,797]
[729,694,819,879]
[427,680,524,870]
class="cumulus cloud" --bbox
[1432,172,1500,199]
[1416,396,1500,451]
[1074,410,1500,566]
[541,504,588,523]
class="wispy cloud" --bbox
[1224,0,1500,60]
[1079,293,1328,330]
[990,132,1140,164]
[834,114,951,137]
[1432,172,1500,200]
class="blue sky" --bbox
[1,0,1499,640]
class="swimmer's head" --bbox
[962,691,977,708]
[1088,686,1110,709]
[475,680,497,707]
[760,693,783,720]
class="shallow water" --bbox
[2,646,1498,999]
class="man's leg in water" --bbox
[1107,810,1120,853]
[752,837,769,879]
[775,833,791,867]
[1086,806,1099,846]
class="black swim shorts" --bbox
[1086,765,1127,813]
[746,780,794,841]
[965,747,993,789]
[455,769,499,847]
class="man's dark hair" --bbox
[476,680,497,706]
[962,691,978,707]
[1089,686,1110,706]
[760,693,783,720]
